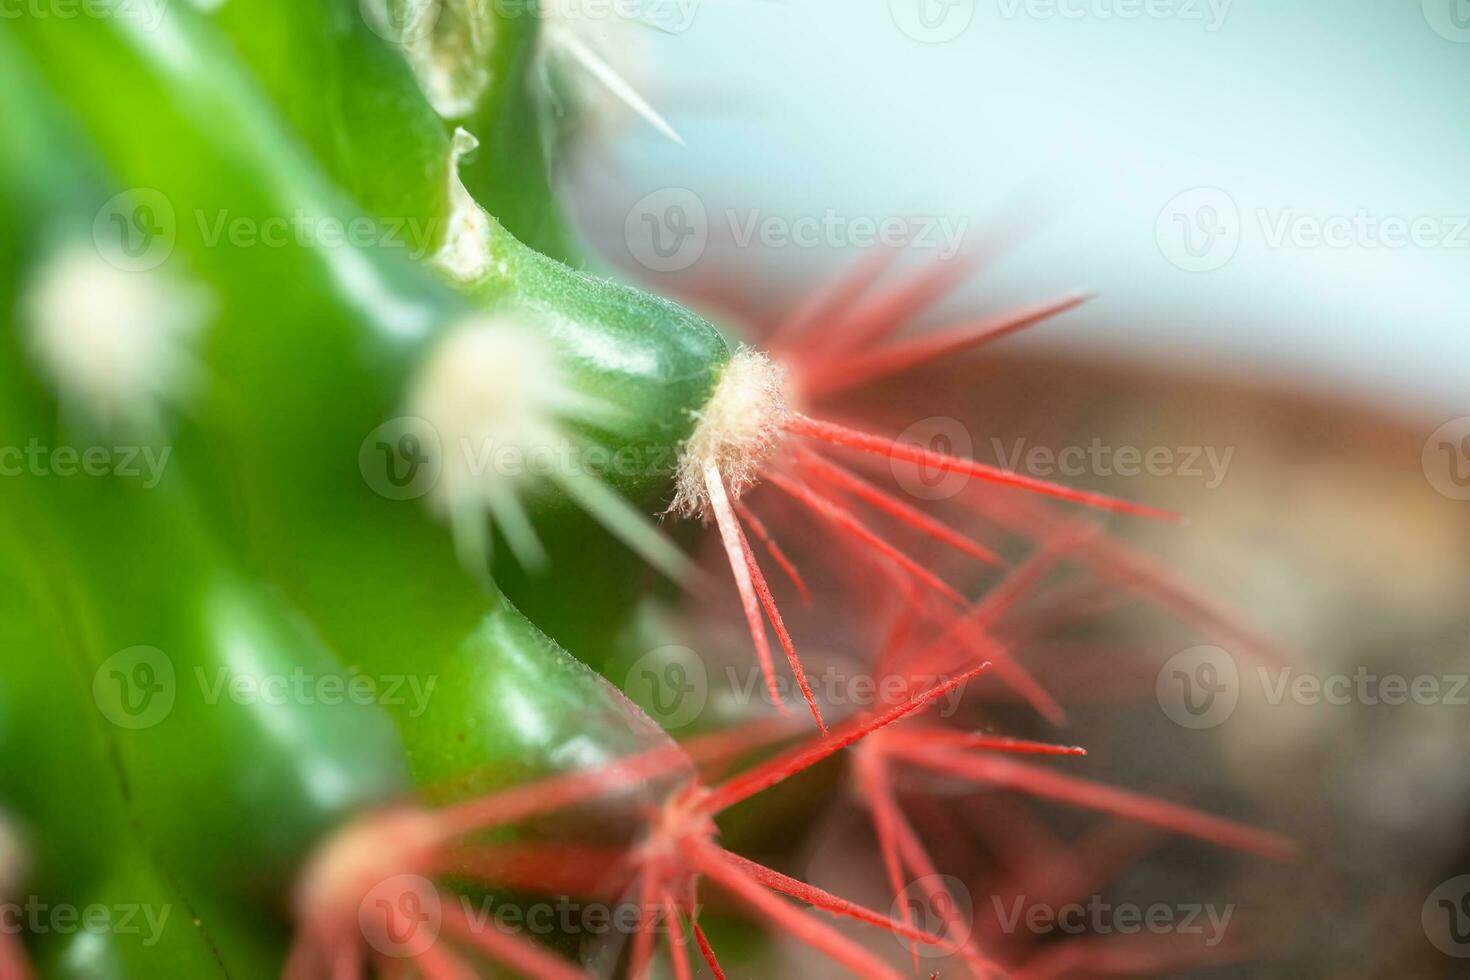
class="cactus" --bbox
[0,3,1291,977]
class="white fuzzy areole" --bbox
[23,244,212,430]
[406,313,566,513]
[404,311,689,579]
[671,348,789,520]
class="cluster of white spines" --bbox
[405,313,689,580]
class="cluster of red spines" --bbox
[297,251,1293,977]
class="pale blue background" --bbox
[570,0,1470,418]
